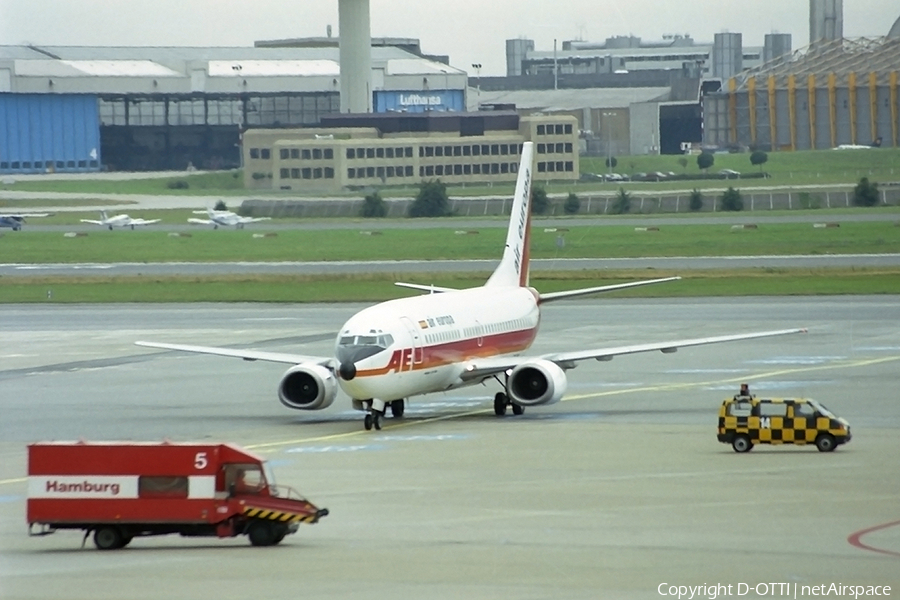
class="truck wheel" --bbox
[272,524,289,545]
[815,433,836,452]
[732,435,753,453]
[93,526,124,550]
[248,521,277,547]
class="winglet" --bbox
[486,141,534,288]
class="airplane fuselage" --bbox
[336,285,540,401]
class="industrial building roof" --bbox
[466,87,672,112]
[733,37,900,89]
[0,44,463,79]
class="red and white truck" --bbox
[27,441,328,549]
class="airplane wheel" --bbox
[493,392,508,416]
[390,400,405,418]
[373,412,382,430]
[364,414,373,431]
[511,403,525,416]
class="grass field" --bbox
[3,148,899,200]
[2,220,899,264]
[3,267,899,303]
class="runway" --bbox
[1,298,899,599]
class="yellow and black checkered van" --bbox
[718,397,851,452]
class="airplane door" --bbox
[400,317,424,368]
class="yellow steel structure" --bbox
[788,75,797,151]
[768,75,778,149]
[729,78,738,144]
[892,71,899,147]
[808,74,817,149]
[869,72,878,144]
[828,73,837,149]
[748,77,757,146]
[848,71,857,145]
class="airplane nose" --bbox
[338,361,357,381]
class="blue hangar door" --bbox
[0,94,101,174]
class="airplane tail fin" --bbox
[485,141,534,288]
[100,211,108,220]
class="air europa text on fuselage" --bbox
[513,169,531,275]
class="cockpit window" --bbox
[338,334,394,348]
[336,332,395,364]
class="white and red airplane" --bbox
[137,142,805,430]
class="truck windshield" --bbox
[263,462,279,496]
[225,463,267,496]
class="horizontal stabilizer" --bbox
[539,276,681,303]
[394,282,458,294]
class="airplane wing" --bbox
[187,218,214,225]
[129,218,161,225]
[135,341,332,367]
[3,212,52,218]
[240,217,271,223]
[80,219,105,225]
[458,327,807,382]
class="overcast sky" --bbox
[1,0,898,75]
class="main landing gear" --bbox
[493,392,525,417]
[362,399,405,430]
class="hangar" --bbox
[703,37,900,150]
[0,44,465,174]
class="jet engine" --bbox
[507,359,568,407]
[278,364,338,410]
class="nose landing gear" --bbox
[362,399,406,430]
[363,411,382,431]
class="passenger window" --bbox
[727,402,752,417]
[759,403,787,417]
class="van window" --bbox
[793,403,815,417]
[759,403,787,417]
[728,401,752,417]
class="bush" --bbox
[167,179,190,189]
[688,189,704,212]
[532,185,550,215]
[408,180,451,218]
[251,172,267,180]
[750,150,768,171]
[361,191,387,218]
[719,187,744,211]
[853,177,880,207]
[697,152,715,172]
[611,188,631,214]
[605,156,618,169]
[798,192,822,209]
[563,192,581,215]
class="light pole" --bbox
[471,63,481,108]
[602,111,617,175]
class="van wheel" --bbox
[815,433,836,452]
[732,435,753,453]
[93,526,124,550]
[248,521,277,547]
